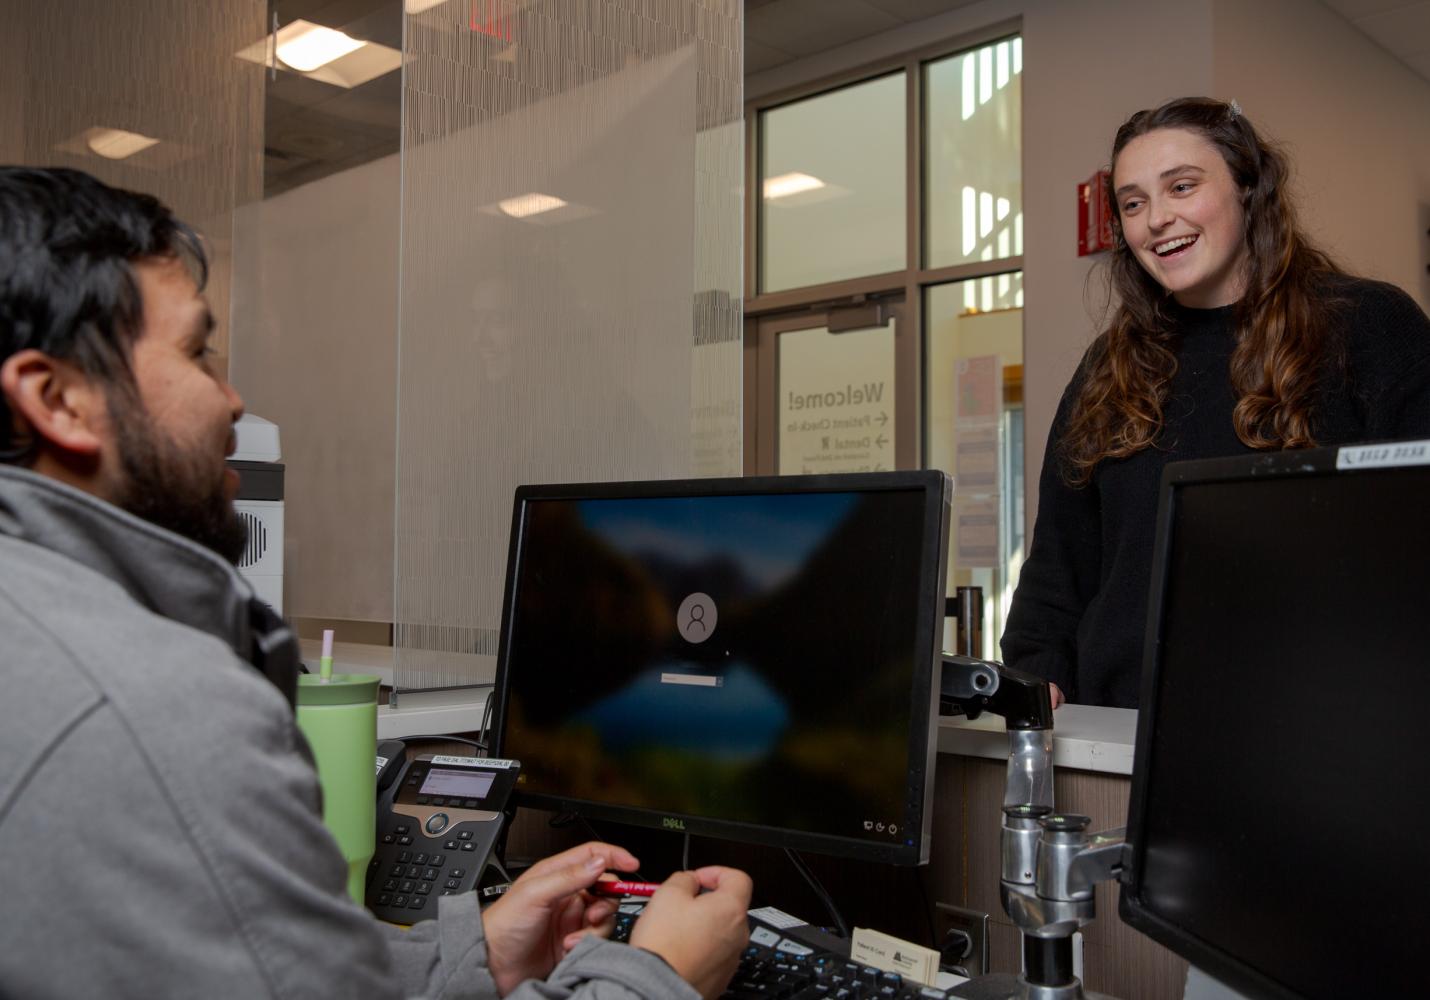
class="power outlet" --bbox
[934,902,990,978]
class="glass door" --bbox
[745,300,906,476]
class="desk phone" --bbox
[365,752,519,924]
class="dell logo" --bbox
[662,817,686,831]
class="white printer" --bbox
[228,414,284,614]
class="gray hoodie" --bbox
[0,465,697,1000]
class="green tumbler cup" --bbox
[296,671,381,904]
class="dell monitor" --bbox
[1120,439,1430,999]
[490,470,951,865]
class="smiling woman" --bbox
[1000,96,1430,709]
[1112,128,1250,309]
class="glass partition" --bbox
[231,0,403,629]
[0,0,267,368]
[234,0,743,691]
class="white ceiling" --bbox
[261,1,1430,195]
[748,0,1430,86]
[1320,0,1430,82]
[745,0,987,74]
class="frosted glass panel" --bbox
[777,323,895,475]
[231,0,403,625]
[924,277,1024,661]
[0,0,266,366]
[394,0,743,688]
[925,37,1022,269]
[230,155,400,623]
[761,73,905,293]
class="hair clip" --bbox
[1227,98,1243,119]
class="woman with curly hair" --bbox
[1002,97,1430,708]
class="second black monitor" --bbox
[1121,441,1430,999]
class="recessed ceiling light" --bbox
[86,127,160,160]
[763,172,826,200]
[498,193,567,218]
[275,22,366,72]
[236,20,400,88]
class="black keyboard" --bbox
[611,900,952,1000]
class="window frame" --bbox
[743,17,1024,472]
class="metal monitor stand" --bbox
[940,653,1126,1000]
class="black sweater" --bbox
[1001,276,1430,708]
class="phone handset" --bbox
[376,739,408,796]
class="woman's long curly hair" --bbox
[1059,97,1345,486]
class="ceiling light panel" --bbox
[763,172,825,200]
[498,193,568,218]
[85,127,161,160]
[236,19,401,89]
[276,22,366,72]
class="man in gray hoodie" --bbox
[0,166,751,1000]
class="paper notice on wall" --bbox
[956,497,1000,567]
[952,354,1002,496]
[955,354,1000,422]
[954,425,999,493]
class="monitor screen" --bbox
[491,471,950,864]
[1120,441,1430,999]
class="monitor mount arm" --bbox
[939,654,1125,1000]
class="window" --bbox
[924,38,1022,270]
[746,29,1023,658]
[759,73,906,293]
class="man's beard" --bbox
[107,397,248,565]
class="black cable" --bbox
[784,848,849,939]
[477,693,495,752]
[681,832,691,871]
[392,733,488,754]
[576,813,604,844]
[554,812,647,882]
[913,865,938,949]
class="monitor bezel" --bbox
[1117,442,1417,1000]
[490,470,951,866]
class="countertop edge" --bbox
[937,705,1138,776]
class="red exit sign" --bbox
[470,0,513,41]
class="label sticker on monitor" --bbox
[1337,440,1430,471]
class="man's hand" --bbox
[481,841,639,995]
[1049,683,1066,709]
[629,867,752,1000]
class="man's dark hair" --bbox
[0,166,208,463]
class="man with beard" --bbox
[0,167,751,1000]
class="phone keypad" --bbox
[368,759,517,926]
[368,821,485,924]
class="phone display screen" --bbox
[419,768,497,801]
